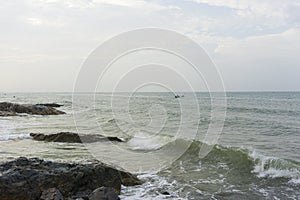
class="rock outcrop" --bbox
[30,132,124,143]
[0,157,141,200]
[0,102,65,116]
[36,103,63,108]
[0,111,17,116]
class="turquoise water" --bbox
[0,92,299,199]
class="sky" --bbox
[0,0,300,92]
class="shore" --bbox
[0,102,141,200]
[0,157,141,200]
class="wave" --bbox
[123,131,300,184]
[0,133,31,141]
[176,140,300,184]
[249,150,300,183]
[123,130,300,185]
[127,131,173,151]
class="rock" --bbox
[30,132,82,143]
[106,137,123,142]
[36,103,63,108]
[161,191,170,195]
[0,157,141,200]
[0,111,17,117]
[0,102,65,116]
[89,187,120,200]
[30,132,124,143]
[40,188,64,200]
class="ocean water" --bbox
[0,92,300,199]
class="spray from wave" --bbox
[175,140,300,185]
[127,131,173,151]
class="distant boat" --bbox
[175,94,184,98]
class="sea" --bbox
[0,92,299,200]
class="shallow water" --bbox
[0,92,299,199]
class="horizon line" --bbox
[1,90,300,93]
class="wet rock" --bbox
[0,111,17,117]
[106,136,123,142]
[161,191,170,195]
[40,188,64,200]
[30,132,124,143]
[30,132,82,143]
[0,102,65,116]
[89,187,120,200]
[0,157,141,200]
[36,103,63,108]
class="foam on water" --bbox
[0,120,31,141]
[0,120,15,141]
[127,132,173,151]
[249,149,300,183]
[120,173,186,200]
[289,178,300,184]
[0,133,31,141]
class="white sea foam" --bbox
[0,133,31,141]
[250,150,300,184]
[120,173,186,200]
[127,132,173,151]
[289,178,300,184]
[0,120,31,141]
[0,120,14,141]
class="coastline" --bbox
[0,102,141,200]
[0,157,141,200]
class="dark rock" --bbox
[0,157,141,200]
[30,132,82,143]
[0,111,17,117]
[37,103,63,108]
[161,191,170,195]
[0,102,65,116]
[105,137,123,143]
[30,132,124,143]
[40,188,64,200]
[89,187,120,200]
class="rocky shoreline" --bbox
[0,102,142,199]
[0,102,65,116]
[0,157,141,200]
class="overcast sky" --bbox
[0,0,300,92]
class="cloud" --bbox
[24,17,64,27]
[191,0,300,36]
[192,0,300,18]
[213,28,300,91]
[1,0,300,91]
[215,28,300,60]
[30,0,167,11]
[94,0,165,10]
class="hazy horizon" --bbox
[1,90,300,94]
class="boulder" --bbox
[30,132,124,143]
[0,157,141,200]
[0,102,65,116]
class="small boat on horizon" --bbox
[175,94,184,98]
